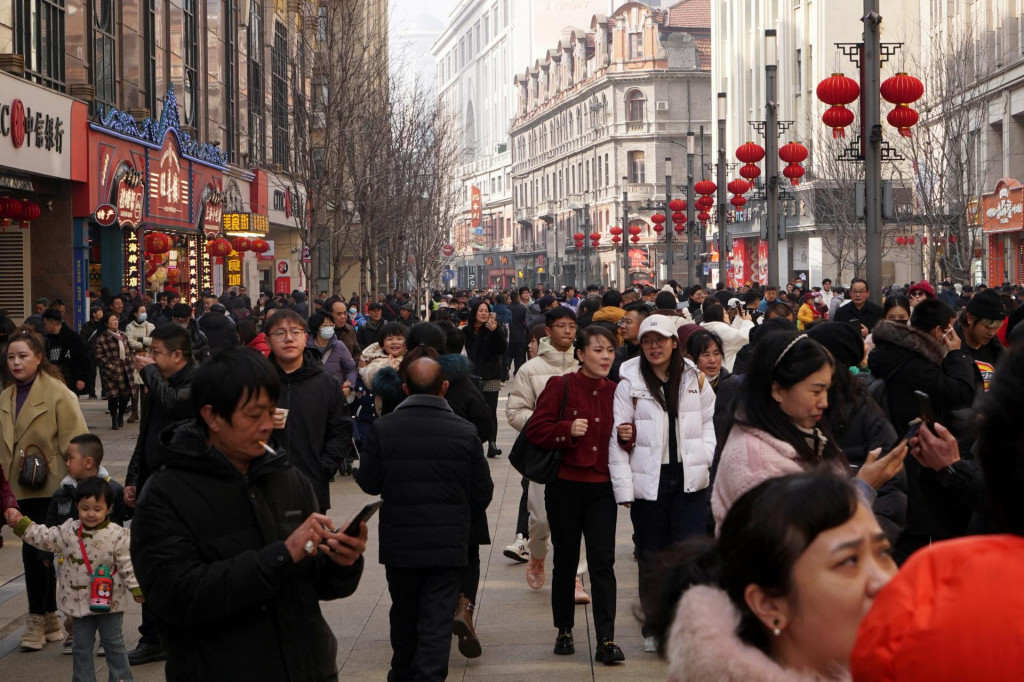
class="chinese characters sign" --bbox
[221,213,269,235]
[125,228,141,289]
[226,251,242,288]
[470,186,482,227]
[0,70,73,179]
[982,178,1024,234]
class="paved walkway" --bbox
[0,393,668,680]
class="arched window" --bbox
[626,89,645,123]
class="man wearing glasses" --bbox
[265,309,353,513]
[833,277,884,336]
[123,323,197,664]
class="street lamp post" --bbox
[686,134,696,289]
[765,28,781,288]
[664,158,673,282]
[863,2,883,304]
[621,178,630,288]
[717,93,728,286]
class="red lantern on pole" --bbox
[206,238,233,257]
[822,106,856,138]
[731,195,747,209]
[589,232,601,242]
[671,211,686,223]
[896,236,906,246]
[674,223,685,234]
[609,226,623,237]
[612,235,621,245]
[908,235,915,245]
[739,163,762,181]
[880,73,924,138]
[779,142,808,165]
[694,179,717,196]
[144,232,173,255]
[652,223,664,233]
[650,213,666,224]
[886,105,919,137]
[783,164,805,185]
[727,179,750,195]
[573,232,586,241]
[628,225,642,236]
[696,196,715,211]
[575,240,584,250]
[231,237,251,253]
[630,235,640,243]
[668,199,687,212]
[735,142,766,164]
[698,211,711,222]
[816,73,860,138]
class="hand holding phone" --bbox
[340,500,383,537]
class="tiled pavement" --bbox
[0,393,668,681]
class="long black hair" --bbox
[638,333,684,412]
[735,330,843,467]
[642,472,859,656]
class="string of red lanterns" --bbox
[669,198,687,234]
[779,142,808,186]
[816,71,923,138]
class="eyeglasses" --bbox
[641,336,672,347]
[269,329,308,340]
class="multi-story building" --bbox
[0,0,384,327]
[509,0,711,288]
[433,0,617,290]
[712,1,922,287]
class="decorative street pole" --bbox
[863,2,883,303]
[764,29,780,288]
[686,134,696,288]
[716,93,728,285]
[622,178,630,288]
[664,158,673,282]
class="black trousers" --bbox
[630,465,710,636]
[545,478,617,641]
[515,476,530,537]
[18,497,57,615]
[459,544,480,603]
[506,341,528,376]
[483,390,499,445]
[386,565,462,682]
[137,602,161,645]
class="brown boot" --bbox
[452,594,481,658]
[20,615,45,651]
[42,612,65,642]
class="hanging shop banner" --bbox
[982,178,1024,234]
[226,251,243,288]
[628,246,649,271]
[125,228,141,289]
[222,213,270,236]
[757,240,769,286]
[470,186,482,227]
[116,171,145,227]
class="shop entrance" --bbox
[88,223,125,297]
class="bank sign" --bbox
[0,70,74,179]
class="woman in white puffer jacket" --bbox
[607,314,717,652]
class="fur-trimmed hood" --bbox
[666,585,851,682]
[869,320,945,368]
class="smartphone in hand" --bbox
[340,500,383,537]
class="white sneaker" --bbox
[503,534,529,563]
[644,636,658,653]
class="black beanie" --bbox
[654,291,678,310]
[966,289,1007,321]
[749,317,797,346]
[807,321,864,368]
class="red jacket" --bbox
[852,534,1024,681]
[247,333,271,358]
[526,370,616,483]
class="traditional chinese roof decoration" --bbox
[94,85,228,168]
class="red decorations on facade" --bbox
[206,238,233,257]
[727,179,750,195]
[0,197,23,223]
[880,72,924,137]
[694,179,717,196]
[231,237,251,253]
[144,232,173,255]
[249,238,270,254]
[18,199,40,228]
[731,195,747,209]
[739,163,762,181]
[908,235,915,245]
[896,237,906,246]
[166,266,181,282]
[668,199,687,212]
[779,142,808,186]
[816,73,860,138]
[735,142,766,164]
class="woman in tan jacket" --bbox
[1,327,88,651]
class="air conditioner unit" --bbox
[655,101,669,111]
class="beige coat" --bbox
[0,371,88,500]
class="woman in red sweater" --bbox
[527,325,625,665]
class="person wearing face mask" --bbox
[646,473,897,682]
[713,331,907,531]
[306,311,357,400]
[124,306,155,423]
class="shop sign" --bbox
[125,228,141,289]
[117,178,144,227]
[275,276,291,294]
[222,212,269,235]
[94,203,117,227]
[258,239,275,261]
[301,246,311,263]
[226,251,243,288]
[0,70,73,179]
[148,135,190,221]
[982,179,1024,234]
[628,247,649,270]
[203,200,223,238]
[470,186,482,227]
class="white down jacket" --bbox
[608,356,717,503]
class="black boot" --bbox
[108,399,119,430]
[118,397,129,427]
[487,441,501,458]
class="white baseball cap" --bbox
[638,314,678,339]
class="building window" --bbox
[14,0,66,91]
[224,0,238,162]
[248,0,265,163]
[628,32,643,60]
[91,0,116,109]
[144,0,156,114]
[271,22,289,170]
[183,0,198,126]
[626,89,645,122]
[795,49,802,91]
[628,151,646,183]
[605,153,609,186]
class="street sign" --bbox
[441,268,455,281]
[94,203,117,227]
[442,244,455,257]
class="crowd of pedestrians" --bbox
[0,274,1022,681]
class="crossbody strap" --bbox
[77,523,93,575]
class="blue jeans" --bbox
[73,612,133,682]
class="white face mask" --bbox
[137,313,147,322]
[319,326,335,340]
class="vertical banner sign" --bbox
[470,186,482,227]
[226,251,243,288]
[125,227,141,288]
[73,220,88,330]
[757,240,769,286]
[187,234,200,295]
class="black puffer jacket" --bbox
[197,312,239,355]
[126,362,197,489]
[355,395,493,568]
[272,350,353,511]
[132,421,363,682]
[463,323,507,382]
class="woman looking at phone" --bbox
[464,301,508,458]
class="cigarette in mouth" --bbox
[258,441,276,455]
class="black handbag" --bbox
[17,444,49,490]
[509,377,569,484]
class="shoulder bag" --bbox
[17,443,49,490]
[509,376,570,484]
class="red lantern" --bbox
[739,163,762,180]
[694,179,717,196]
[669,198,687,212]
[250,238,270,254]
[166,266,181,283]
[612,235,622,244]
[908,235,915,245]
[18,199,40,228]
[922,236,928,244]
[887,105,919,137]
[949,235,958,243]
[144,232,173,255]
[652,223,664,233]
[589,232,601,242]
[731,195,747,209]
[736,142,766,164]
[609,226,623,236]
[231,237,251,252]
[816,73,860,106]
[698,211,711,222]
[650,213,666,224]
[896,236,906,246]
[783,163,805,185]
[822,105,856,138]
[628,225,642,236]
[0,197,22,221]
[674,223,685,234]
[880,73,924,107]
[574,240,584,250]
[727,179,750,195]
[779,142,808,165]
[671,211,686,223]
[694,196,713,211]
[573,232,586,241]
[206,238,233,257]
[630,235,640,243]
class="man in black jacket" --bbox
[506,290,529,377]
[42,309,90,393]
[357,302,385,349]
[131,347,366,682]
[833,277,884,335]
[356,357,493,682]
[197,303,239,355]
[124,323,197,664]
[267,309,352,512]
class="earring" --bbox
[772,619,781,637]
